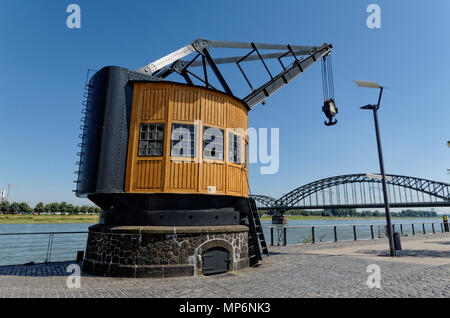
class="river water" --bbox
[0,218,444,266]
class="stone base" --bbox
[83,224,249,278]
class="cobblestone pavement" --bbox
[0,233,449,298]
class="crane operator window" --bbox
[228,132,241,164]
[203,126,224,160]
[138,123,164,156]
[171,123,196,157]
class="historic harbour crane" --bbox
[75,39,337,277]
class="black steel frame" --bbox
[137,39,333,109]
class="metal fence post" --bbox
[45,233,54,263]
[441,223,444,233]
[422,223,426,234]
[283,227,287,246]
[400,224,403,236]
[312,227,315,244]
[432,223,435,234]
[334,226,338,242]
[353,225,357,241]
[370,225,374,239]
[412,224,415,235]
[270,227,274,246]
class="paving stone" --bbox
[0,233,448,297]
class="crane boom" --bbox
[135,38,336,122]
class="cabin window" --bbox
[203,126,224,160]
[138,123,164,156]
[228,132,241,164]
[171,123,196,157]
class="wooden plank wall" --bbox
[125,82,248,197]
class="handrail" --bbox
[0,231,88,236]
[0,231,89,265]
[266,222,446,246]
[266,222,443,230]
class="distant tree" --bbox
[59,201,70,213]
[19,202,32,213]
[0,201,10,214]
[80,205,90,213]
[9,202,22,214]
[44,202,60,213]
[66,204,75,214]
[34,202,45,214]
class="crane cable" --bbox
[321,54,335,101]
[321,54,338,126]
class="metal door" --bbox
[202,247,229,275]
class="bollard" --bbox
[393,232,402,251]
[76,250,84,262]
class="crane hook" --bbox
[322,98,338,126]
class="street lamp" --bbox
[355,80,396,257]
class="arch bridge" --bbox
[251,173,450,212]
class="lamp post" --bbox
[355,80,396,257]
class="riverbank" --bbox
[0,214,99,224]
[0,214,441,224]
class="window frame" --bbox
[203,126,224,161]
[228,131,242,164]
[138,123,165,157]
[170,123,196,158]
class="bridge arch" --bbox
[251,173,450,210]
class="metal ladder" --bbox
[247,198,269,266]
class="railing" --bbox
[266,222,447,246]
[0,231,88,266]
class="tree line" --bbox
[261,208,439,218]
[0,201,101,214]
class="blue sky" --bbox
[0,0,449,211]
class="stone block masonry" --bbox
[83,224,249,278]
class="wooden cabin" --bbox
[124,82,249,198]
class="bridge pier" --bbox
[272,212,287,225]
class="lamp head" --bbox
[354,80,382,89]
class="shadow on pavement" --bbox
[424,241,450,246]
[0,261,81,277]
[358,249,450,258]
